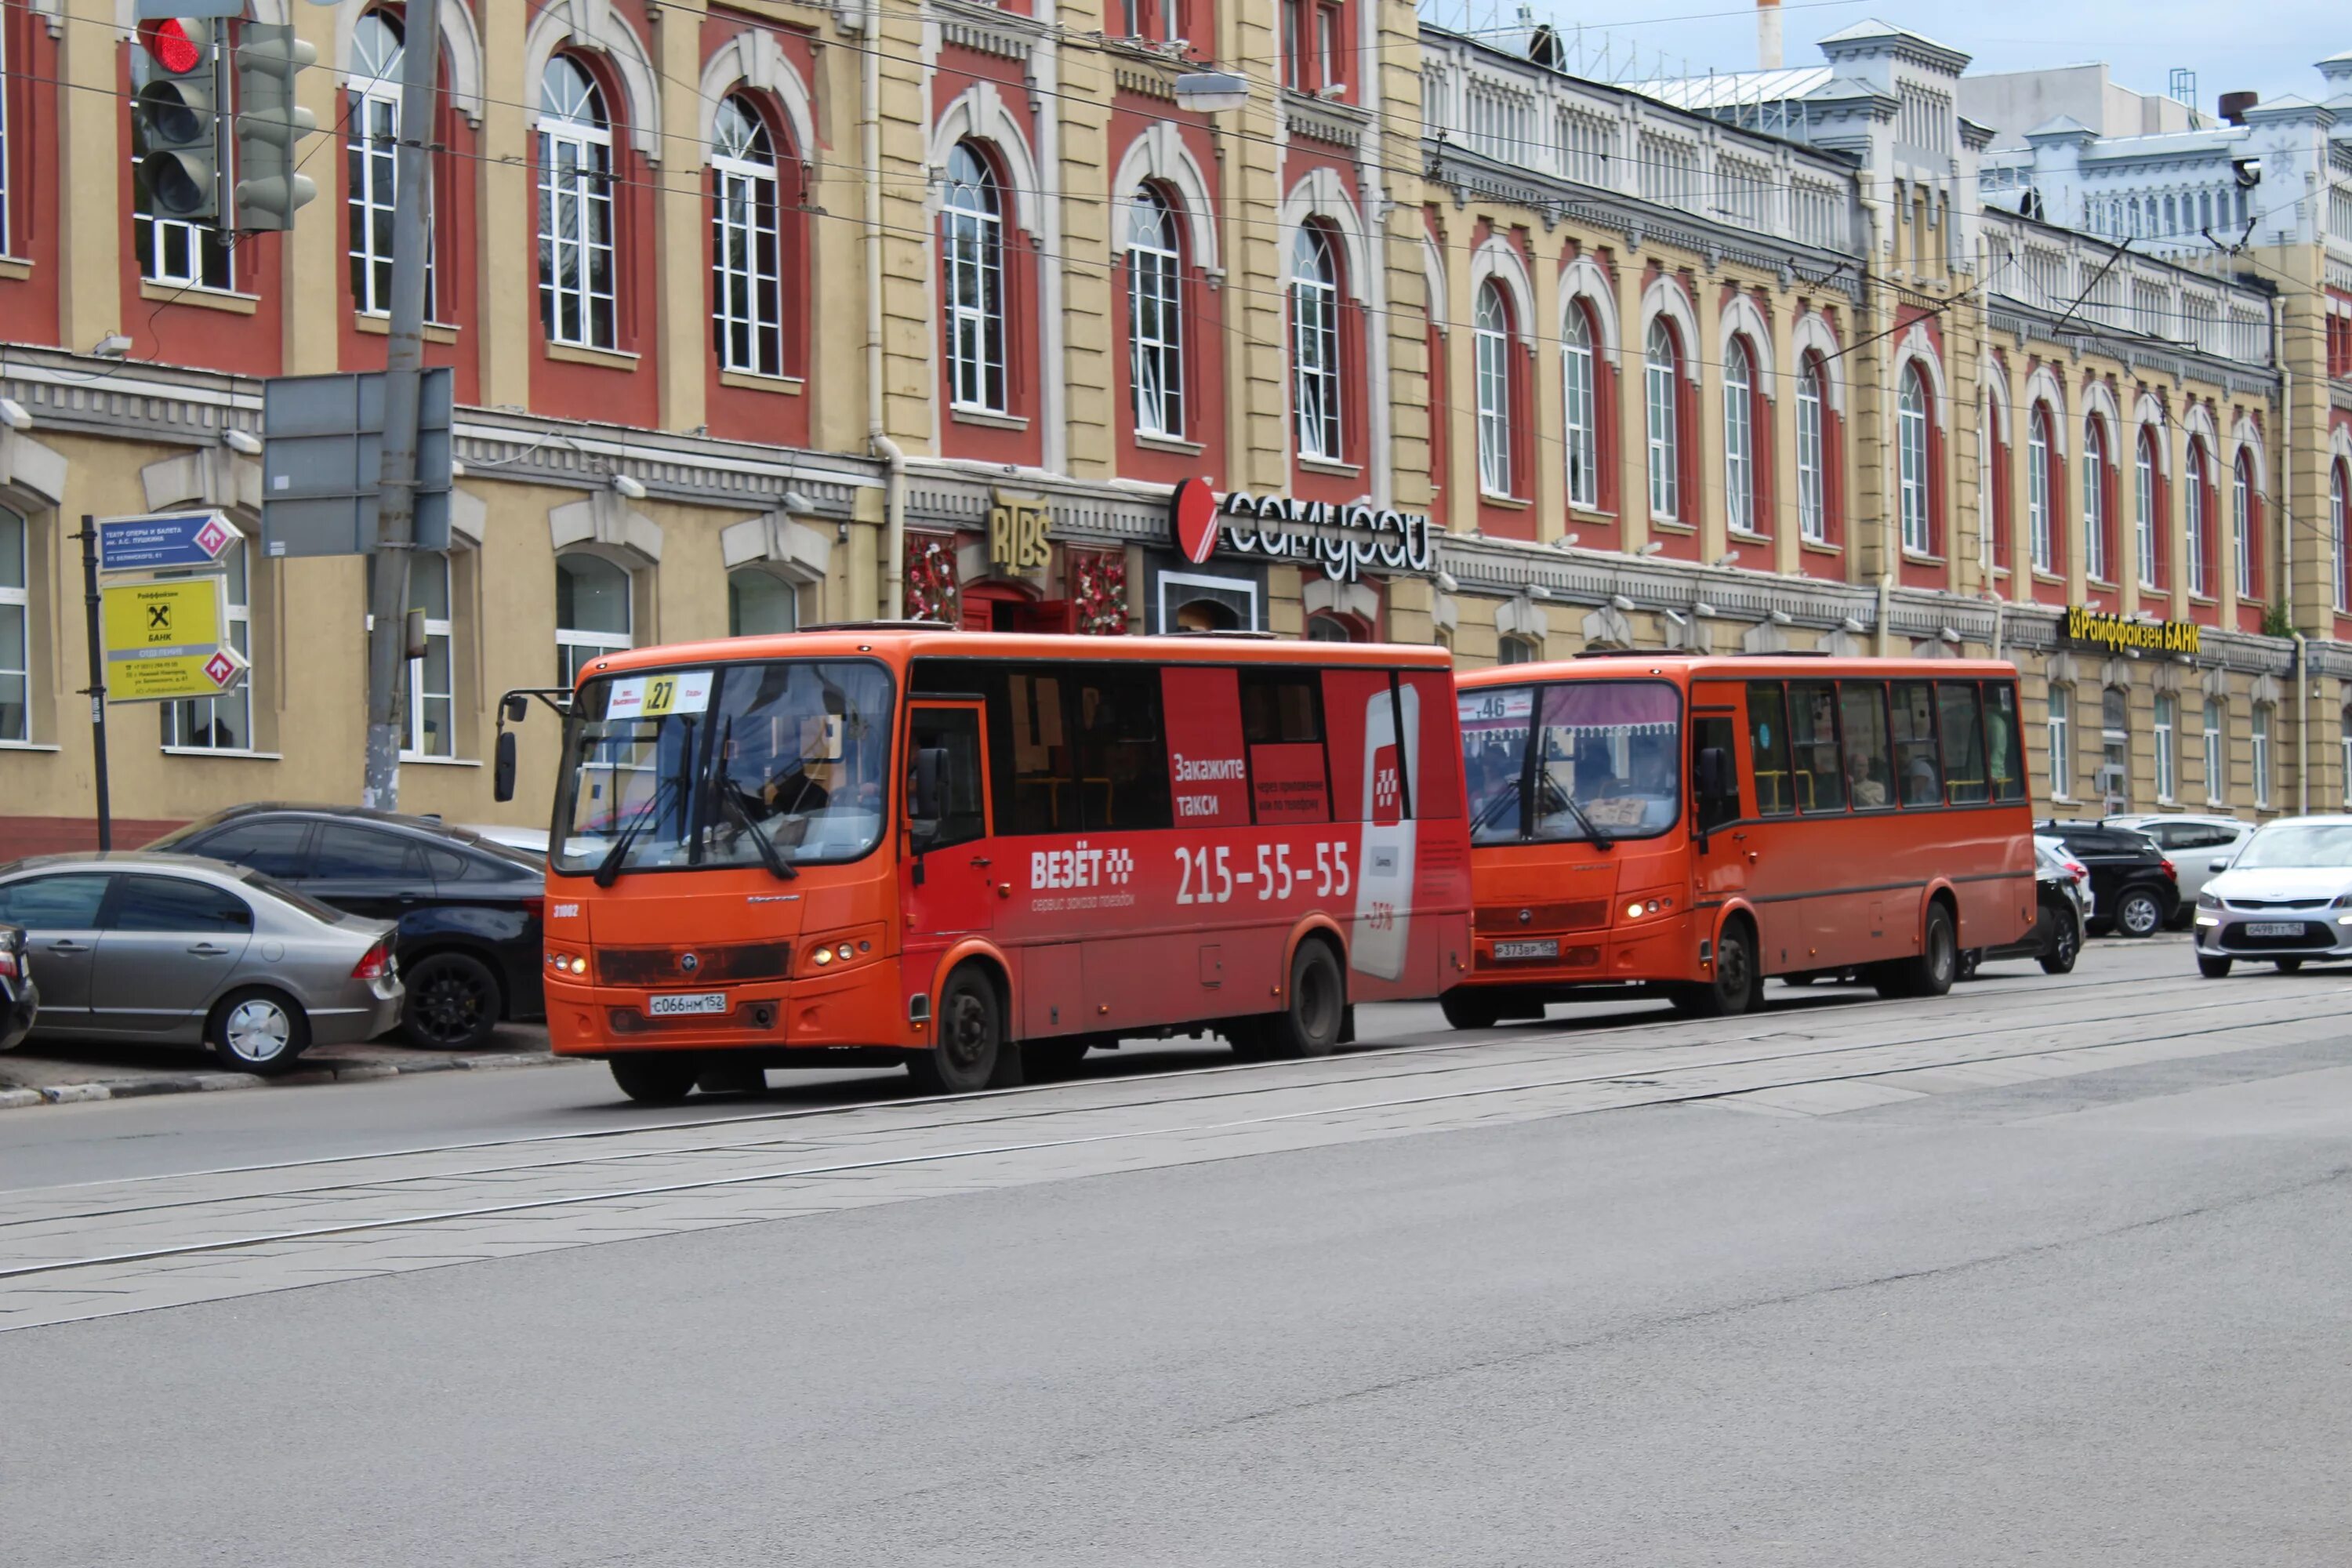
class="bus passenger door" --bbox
[904,702,996,938]
[1690,691,1747,909]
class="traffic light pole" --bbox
[361,0,442,811]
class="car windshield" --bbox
[1460,680,1682,844]
[550,659,894,878]
[2230,823,2352,870]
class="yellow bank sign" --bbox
[100,579,249,702]
[2065,604,2201,657]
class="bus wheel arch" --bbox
[913,947,1020,1094]
[1244,921,1348,1060]
[1880,891,1958,999]
[1674,910,1759,1018]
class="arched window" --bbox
[942,142,1007,413]
[1305,612,1366,642]
[1797,354,1828,543]
[1645,318,1680,520]
[2234,451,2259,599]
[1290,226,1342,461]
[2028,406,2055,573]
[1723,338,1756,534]
[1473,281,1513,497]
[2135,428,2160,589]
[538,56,616,350]
[2082,415,2110,582]
[1562,303,1598,510]
[1497,635,1537,665]
[1127,187,1185,439]
[2186,440,2211,597]
[556,552,632,686]
[2335,460,2350,613]
[711,94,783,378]
[1898,365,1932,555]
[728,568,800,637]
[350,12,435,318]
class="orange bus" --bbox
[1445,653,2035,1025]
[498,628,1472,1101]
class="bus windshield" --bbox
[550,659,894,878]
[1461,680,1682,845]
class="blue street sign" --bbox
[96,510,243,574]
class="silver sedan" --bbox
[0,851,403,1074]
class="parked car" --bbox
[461,823,549,859]
[2192,815,2352,977]
[0,923,37,1052]
[1959,839,2090,978]
[2034,833,2096,920]
[2101,813,2250,924]
[0,854,401,1073]
[2035,820,2178,937]
[145,804,545,1051]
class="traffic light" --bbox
[233,24,319,232]
[133,16,223,223]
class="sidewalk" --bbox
[0,1025,563,1109]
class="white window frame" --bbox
[347,13,436,321]
[1290,227,1342,463]
[2234,455,2256,598]
[163,541,251,752]
[712,96,783,379]
[2135,430,2158,589]
[556,552,633,688]
[401,553,456,759]
[2082,416,2108,583]
[2046,684,2071,799]
[2252,706,2271,808]
[2154,693,2176,803]
[2341,707,2352,808]
[2335,463,2350,614]
[2028,409,2053,572]
[943,142,1008,414]
[0,506,28,745]
[1127,187,1184,439]
[1723,339,1755,535]
[1473,282,1512,499]
[2186,442,2209,597]
[0,7,11,259]
[1898,366,1930,554]
[1798,360,1828,544]
[1645,319,1679,521]
[1563,304,1597,511]
[537,56,617,352]
[2202,699,2224,804]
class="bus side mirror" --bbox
[493,731,517,804]
[503,693,531,724]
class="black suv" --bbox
[2036,820,2179,938]
[147,805,544,1050]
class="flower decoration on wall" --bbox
[1071,550,1130,636]
[905,535,961,625]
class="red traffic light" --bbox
[137,18,204,76]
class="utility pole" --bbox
[360,0,443,811]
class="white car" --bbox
[2192,815,2352,977]
[2034,833,2095,918]
[2103,813,2250,917]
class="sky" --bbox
[1437,0,2350,112]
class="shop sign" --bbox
[98,577,249,702]
[2066,605,2201,656]
[988,493,1052,575]
[1171,479,1436,584]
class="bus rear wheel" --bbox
[1671,922,1757,1018]
[610,1054,700,1105]
[909,967,1014,1094]
[1880,902,1958,999]
[1263,940,1347,1058]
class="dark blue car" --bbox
[147,805,543,1051]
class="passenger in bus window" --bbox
[1844,747,1889,809]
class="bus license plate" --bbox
[2245,923,2303,938]
[1492,939,1559,961]
[648,991,728,1017]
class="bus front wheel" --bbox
[1672,923,1758,1018]
[610,1054,700,1105]
[909,967,1015,1094]
[1265,941,1347,1058]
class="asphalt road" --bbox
[5,937,2348,1566]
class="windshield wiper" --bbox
[1537,775,1613,850]
[713,755,797,880]
[593,775,677,888]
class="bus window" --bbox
[995,666,1073,835]
[1531,680,1682,840]
[1984,682,2028,801]
[1693,713,1741,833]
[908,706,987,849]
[1746,682,1794,815]
[1891,681,1944,807]
[1162,666,1249,826]
[1401,670,1465,819]
[1460,685,1533,843]
[1788,681,1846,813]
[1324,669,1406,824]
[1240,670,1321,744]
[1937,683,1989,804]
[1073,665,1171,831]
[1241,668,1330,825]
[1838,683,1893,810]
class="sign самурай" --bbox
[99,576,249,702]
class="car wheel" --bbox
[2114,887,2164,938]
[206,987,313,1076]
[2038,906,2082,975]
[609,1054,700,1105]
[400,951,503,1051]
[908,965,1014,1094]
[1439,990,1503,1030]
[2274,957,2304,974]
[2196,955,2234,978]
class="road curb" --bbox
[0,1051,568,1111]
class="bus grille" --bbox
[608,1000,782,1033]
[1475,901,1609,935]
[597,942,793,986]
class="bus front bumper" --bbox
[1460,912,1698,988]
[543,967,912,1058]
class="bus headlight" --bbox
[797,927,883,978]
[1619,892,1677,924]
[545,949,588,976]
